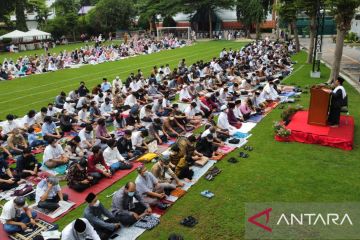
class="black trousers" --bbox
[178,167,194,180]
[116,202,147,226]
[328,106,341,125]
[37,193,69,211]
[0,175,19,191]
[94,218,118,239]
[69,178,99,192]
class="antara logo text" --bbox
[248,208,353,232]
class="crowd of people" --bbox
[0,39,297,239]
[0,34,191,81]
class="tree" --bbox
[88,0,136,33]
[0,0,15,27]
[15,0,28,31]
[181,0,235,38]
[327,0,360,82]
[277,0,300,52]
[300,0,324,64]
[236,0,272,39]
[27,0,51,28]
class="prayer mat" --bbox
[40,164,67,176]
[60,162,142,219]
[112,226,146,240]
[191,160,217,182]
[30,201,75,222]
[211,153,225,161]
[31,147,45,155]
[218,146,236,154]
[235,122,257,134]
[225,138,248,148]
[26,172,51,185]
[137,153,158,162]
[8,219,56,240]
[170,188,186,198]
[247,114,264,123]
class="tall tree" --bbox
[89,0,136,32]
[0,0,15,26]
[236,0,272,39]
[277,0,300,52]
[15,0,28,31]
[300,0,324,64]
[181,0,235,38]
[327,0,360,82]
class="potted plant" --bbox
[273,121,291,142]
[280,105,303,125]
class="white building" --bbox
[10,0,56,30]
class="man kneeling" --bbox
[111,182,152,226]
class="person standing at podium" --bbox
[328,76,347,127]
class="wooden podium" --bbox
[308,86,331,126]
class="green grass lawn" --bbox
[1,41,359,240]
[0,40,122,63]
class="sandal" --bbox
[209,166,222,176]
[201,190,215,199]
[227,157,238,163]
[180,216,198,227]
[204,173,214,181]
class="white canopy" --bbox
[0,30,26,40]
[23,29,51,38]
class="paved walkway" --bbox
[299,37,360,93]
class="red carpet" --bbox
[0,225,9,240]
[276,111,354,150]
[35,162,142,223]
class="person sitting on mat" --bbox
[131,130,149,154]
[87,145,112,179]
[35,176,69,211]
[66,159,100,192]
[0,196,37,234]
[177,135,209,165]
[7,128,28,155]
[151,156,184,191]
[0,154,23,191]
[196,134,219,158]
[116,130,140,160]
[227,102,242,129]
[15,148,41,179]
[111,181,152,226]
[327,76,347,127]
[201,126,226,147]
[61,218,100,240]
[42,116,62,142]
[103,139,133,173]
[84,193,121,239]
[135,165,167,206]
[174,155,195,181]
[43,137,69,168]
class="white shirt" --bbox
[263,83,279,100]
[43,144,65,164]
[124,94,137,107]
[34,112,45,124]
[131,131,143,148]
[93,95,104,106]
[78,109,89,123]
[61,218,100,240]
[100,102,112,114]
[78,129,94,148]
[179,88,191,100]
[47,107,60,117]
[35,179,61,203]
[0,199,28,224]
[112,79,123,89]
[217,112,234,131]
[21,115,35,128]
[129,81,140,92]
[103,147,125,166]
[184,106,197,117]
[76,97,87,109]
[234,105,243,119]
[1,120,19,135]
[64,102,75,114]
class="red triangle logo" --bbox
[248,208,272,232]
